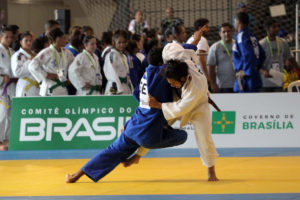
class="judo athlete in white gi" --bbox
[103,30,133,94]
[11,31,39,97]
[128,43,219,181]
[69,35,102,95]
[29,28,74,96]
[0,26,16,150]
[66,48,187,183]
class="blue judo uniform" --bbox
[81,64,187,182]
[233,28,265,92]
[127,54,144,89]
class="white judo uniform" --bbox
[28,44,74,96]
[0,44,15,142]
[11,48,39,97]
[69,50,102,95]
[103,48,133,94]
[162,43,219,167]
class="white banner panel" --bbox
[173,93,300,148]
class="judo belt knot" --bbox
[22,78,40,91]
[119,76,128,84]
[88,85,101,95]
[1,78,18,96]
[49,79,67,93]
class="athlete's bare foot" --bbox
[66,170,85,183]
[0,144,8,151]
[122,155,141,167]
[208,166,219,181]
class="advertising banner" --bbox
[9,95,137,150]
[9,93,300,150]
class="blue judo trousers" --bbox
[82,64,188,182]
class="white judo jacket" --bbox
[103,48,133,94]
[29,44,74,96]
[0,43,15,141]
[0,43,15,98]
[162,43,218,167]
[69,50,102,95]
[11,48,39,97]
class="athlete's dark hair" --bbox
[45,20,59,31]
[236,12,249,26]
[143,37,159,54]
[112,30,128,42]
[48,27,64,43]
[101,31,113,45]
[165,59,188,81]
[194,18,209,31]
[82,35,95,44]
[31,36,49,54]
[148,47,163,66]
[19,31,32,41]
[0,25,13,35]
[125,40,138,55]
[82,26,93,33]
[7,24,19,35]
[130,33,141,42]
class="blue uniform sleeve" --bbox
[182,43,197,51]
[128,55,142,89]
[147,65,173,103]
[133,83,140,102]
[238,34,258,76]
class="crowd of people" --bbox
[0,5,299,158]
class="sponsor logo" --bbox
[212,111,236,134]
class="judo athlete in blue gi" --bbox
[233,12,265,92]
[66,48,187,183]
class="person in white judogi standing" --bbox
[29,28,74,96]
[69,35,102,95]
[149,43,219,181]
[0,26,16,150]
[11,31,39,97]
[104,30,133,94]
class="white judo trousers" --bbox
[11,48,39,97]
[69,50,102,95]
[0,44,15,142]
[162,43,219,167]
[29,44,74,96]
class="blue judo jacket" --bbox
[123,64,173,148]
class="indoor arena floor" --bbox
[0,148,300,200]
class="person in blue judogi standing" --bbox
[233,12,265,92]
[66,47,187,183]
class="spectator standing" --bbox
[128,10,149,35]
[207,23,235,93]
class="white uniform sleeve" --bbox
[28,50,49,83]
[162,75,206,120]
[11,53,32,78]
[128,20,135,33]
[103,52,124,93]
[68,55,86,90]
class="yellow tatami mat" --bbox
[1,156,300,196]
